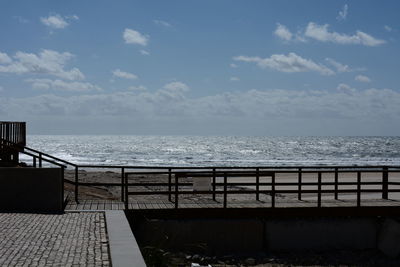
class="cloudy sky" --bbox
[1,0,400,135]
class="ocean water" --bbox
[21,135,400,167]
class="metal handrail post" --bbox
[168,168,172,202]
[124,173,129,210]
[317,172,322,208]
[174,174,179,209]
[223,173,227,208]
[75,166,79,203]
[212,168,216,201]
[357,171,361,207]
[334,167,339,200]
[382,166,389,199]
[298,168,302,200]
[271,172,275,208]
[121,167,125,202]
[256,168,260,201]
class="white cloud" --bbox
[325,58,350,72]
[112,69,138,80]
[40,14,69,29]
[230,63,238,68]
[128,85,147,91]
[27,78,101,92]
[154,20,172,28]
[163,81,189,92]
[355,75,371,83]
[0,49,84,80]
[384,25,393,32]
[230,77,240,82]
[274,23,293,41]
[233,52,334,75]
[3,86,400,128]
[0,52,12,64]
[305,22,385,46]
[66,15,79,20]
[337,4,348,21]
[324,58,365,73]
[140,50,150,56]
[123,28,149,46]
[336,83,356,93]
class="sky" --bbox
[1,0,400,135]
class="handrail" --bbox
[2,142,67,169]
[0,138,76,167]
[3,138,400,208]
[79,164,398,169]
[124,168,397,209]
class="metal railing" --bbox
[3,138,400,209]
[0,121,26,146]
[0,122,26,164]
[123,166,400,209]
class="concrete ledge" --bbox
[106,210,146,267]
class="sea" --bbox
[21,135,400,167]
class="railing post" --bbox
[124,173,128,210]
[33,157,36,168]
[75,166,79,203]
[39,152,42,168]
[256,168,260,201]
[382,166,389,200]
[334,167,339,200]
[168,168,172,202]
[357,171,361,207]
[271,172,275,208]
[318,172,322,208]
[212,168,216,201]
[298,168,302,200]
[121,167,125,202]
[223,172,227,208]
[174,174,179,209]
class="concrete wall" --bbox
[131,215,400,256]
[0,167,63,213]
[133,219,264,255]
[264,217,377,251]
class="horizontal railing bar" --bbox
[78,182,124,186]
[1,138,76,167]
[121,181,386,187]
[82,164,400,170]
[125,170,400,176]
[64,179,76,185]
[127,188,400,196]
[20,151,67,168]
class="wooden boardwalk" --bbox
[65,198,400,211]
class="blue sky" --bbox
[1,0,400,135]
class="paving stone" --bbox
[0,212,111,266]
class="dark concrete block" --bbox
[378,218,400,258]
[265,217,377,251]
[0,167,63,213]
[134,219,264,255]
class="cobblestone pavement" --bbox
[0,212,111,266]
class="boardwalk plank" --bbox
[63,197,400,211]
